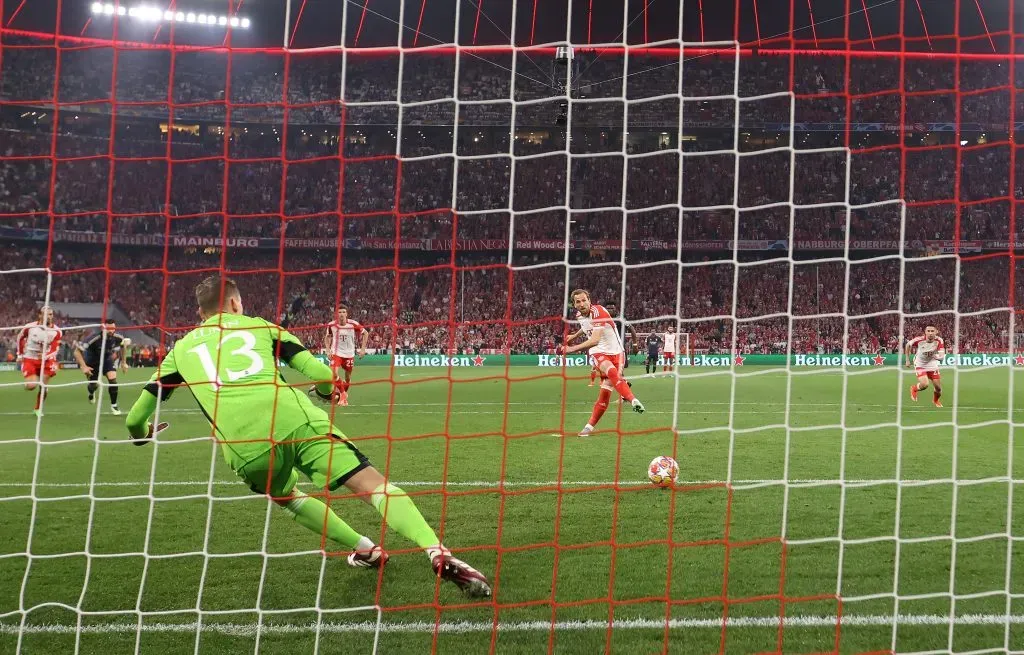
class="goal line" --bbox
[0,477,1017,491]
[3,613,1023,637]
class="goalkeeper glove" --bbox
[308,382,343,404]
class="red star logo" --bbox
[734,355,745,366]
[472,355,485,366]
[873,354,885,366]
[1015,353,1024,367]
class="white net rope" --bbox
[1,0,1023,652]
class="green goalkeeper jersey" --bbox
[133,313,336,465]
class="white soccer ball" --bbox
[648,456,679,488]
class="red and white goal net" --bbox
[1,0,1022,653]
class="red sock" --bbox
[34,389,46,410]
[604,366,635,402]
[590,369,597,383]
[933,390,941,401]
[588,388,611,426]
[342,379,351,393]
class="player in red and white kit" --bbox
[17,307,63,417]
[905,325,946,408]
[663,326,677,372]
[323,304,368,407]
[563,290,644,437]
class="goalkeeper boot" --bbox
[131,422,170,447]
[346,545,388,569]
[430,548,491,598]
[631,398,645,414]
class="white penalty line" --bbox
[2,614,1023,636]
[0,404,1015,421]
[0,401,1014,417]
[0,408,1014,419]
[0,400,1016,408]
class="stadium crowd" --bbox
[1,39,1018,127]
[1,42,1022,359]
[1,239,1018,361]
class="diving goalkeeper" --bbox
[125,276,490,598]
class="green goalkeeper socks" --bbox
[280,485,439,552]
[281,490,363,550]
[371,483,440,549]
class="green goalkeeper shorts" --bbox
[233,422,371,498]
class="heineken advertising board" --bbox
[304,353,1024,368]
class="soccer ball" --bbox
[648,456,679,487]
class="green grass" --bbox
[0,362,1022,654]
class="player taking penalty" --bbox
[17,306,62,417]
[563,289,645,437]
[323,304,367,406]
[906,325,946,408]
[124,276,491,598]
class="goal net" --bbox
[1,0,1022,653]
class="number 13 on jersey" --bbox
[189,330,265,386]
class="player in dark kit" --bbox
[74,322,130,415]
[645,332,663,374]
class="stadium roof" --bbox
[1,0,1018,52]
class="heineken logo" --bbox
[943,353,1024,367]
[393,354,486,367]
[791,353,1024,367]
[794,354,883,367]
[676,355,734,367]
[537,354,592,367]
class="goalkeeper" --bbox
[125,276,490,598]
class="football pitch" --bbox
[0,362,1022,654]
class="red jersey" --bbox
[17,321,62,362]
[907,335,946,371]
[576,304,623,356]
[326,320,364,358]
